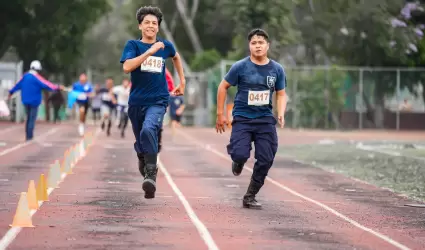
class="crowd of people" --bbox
[7,5,287,209]
[6,62,185,141]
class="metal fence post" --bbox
[325,67,330,129]
[292,70,298,128]
[396,69,400,130]
[359,69,364,130]
[220,60,226,82]
[15,61,23,123]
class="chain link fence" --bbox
[205,60,425,130]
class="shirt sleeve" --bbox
[275,65,286,91]
[120,40,137,63]
[34,73,58,91]
[9,75,24,94]
[224,62,240,86]
[164,40,177,58]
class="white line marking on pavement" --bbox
[0,128,59,157]
[178,130,411,250]
[158,158,219,250]
[0,128,101,250]
[0,185,58,250]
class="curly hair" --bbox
[136,6,163,26]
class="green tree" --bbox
[2,0,110,79]
[190,49,221,71]
[0,1,30,58]
[123,0,235,66]
[219,0,299,59]
[297,0,425,127]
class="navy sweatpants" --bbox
[25,105,39,141]
[128,105,166,156]
[227,116,278,185]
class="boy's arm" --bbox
[171,52,186,87]
[217,62,239,116]
[216,80,231,116]
[275,66,288,127]
[276,89,287,117]
[121,40,164,73]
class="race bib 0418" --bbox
[247,90,270,106]
[140,56,163,73]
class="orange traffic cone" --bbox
[9,192,34,227]
[27,180,39,210]
[36,174,49,202]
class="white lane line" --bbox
[0,128,59,157]
[158,158,219,250]
[178,130,411,250]
[0,128,101,250]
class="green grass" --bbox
[278,143,425,202]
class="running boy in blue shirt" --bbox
[216,29,287,209]
[120,6,185,199]
[72,73,93,136]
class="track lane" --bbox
[2,125,424,250]
[7,131,210,250]
[178,127,425,250]
[0,123,96,240]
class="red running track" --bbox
[0,123,424,250]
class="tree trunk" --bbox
[151,0,192,74]
[175,0,203,53]
[160,20,192,74]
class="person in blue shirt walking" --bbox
[72,73,93,136]
[8,60,62,141]
[216,29,288,209]
[120,6,186,199]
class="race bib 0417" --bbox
[247,90,270,106]
[140,56,163,73]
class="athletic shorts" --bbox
[170,113,182,122]
[76,101,89,115]
[101,104,114,117]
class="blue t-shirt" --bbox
[72,81,93,103]
[169,96,184,115]
[225,57,286,119]
[119,38,176,107]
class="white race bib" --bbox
[77,93,87,100]
[140,56,163,73]
[247,90,270,106]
